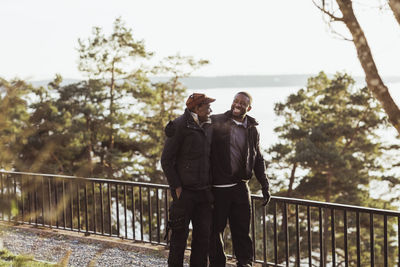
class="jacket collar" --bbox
[223,110,258,127]
[190,111,211,126]
[184,108,203,130]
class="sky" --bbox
[1,0,400,81]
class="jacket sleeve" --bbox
[253,128,270,190]
[161,121,183,189]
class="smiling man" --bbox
[209,92,271,267]
[161,93,215,267]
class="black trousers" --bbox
[209,182,253,267]
[168,189,213,267]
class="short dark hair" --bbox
[236,91,252,105]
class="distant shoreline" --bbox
[30,74,400,89]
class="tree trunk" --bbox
[286,162,297,197]
[389,0,400,26]
[86,115,93,176]
[108,62,116,178]
[336,0,400,135]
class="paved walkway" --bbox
[0,223,177,266]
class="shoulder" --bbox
[211,112,230,123]
[165,114,186,137]
[210,114,221,122]
[246,115,259,127]
[246,115,260,137]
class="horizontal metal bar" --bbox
[251,195,400,216]
[253,259,285,267]
[0,170,169,189]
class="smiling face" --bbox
[231,93,251,121]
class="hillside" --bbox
[30,75,400,89]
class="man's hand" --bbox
[261,187,271,206]
[175,187,182,199]
[171,187,183,200]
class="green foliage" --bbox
[268,71,394,205]
[264,71,399,265]
[76,17,152,179]
[0,78,30,170]
[77,17,151,80]
[0,249,56,266]
[17,76,73,174]
[7,18,208,184]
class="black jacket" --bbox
[161,109,212,190]
[210,111,269,189]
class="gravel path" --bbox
[0,226,182,266]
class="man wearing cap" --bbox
[209,92,271,267]
[161,93,215,267]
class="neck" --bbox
[199,116,208,122]
[232,115,245,122]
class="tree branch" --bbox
[335,0,400,135]
[329,27,353,41]
[312,0,344,21]
[340,106,371,155]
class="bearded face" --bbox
[195,103,212,122]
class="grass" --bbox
[0,249,57,267]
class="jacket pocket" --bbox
[178,159,200,186]
[168,202,186,231]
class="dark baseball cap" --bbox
[186,93,215,110]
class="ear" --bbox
[247,105,252,112]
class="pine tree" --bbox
[77,17,151,179]
[266,72,397,265]
[0,78,30,170]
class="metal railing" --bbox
[1,170,400,266]
[249,196,400,266]
[0,170,169,245]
